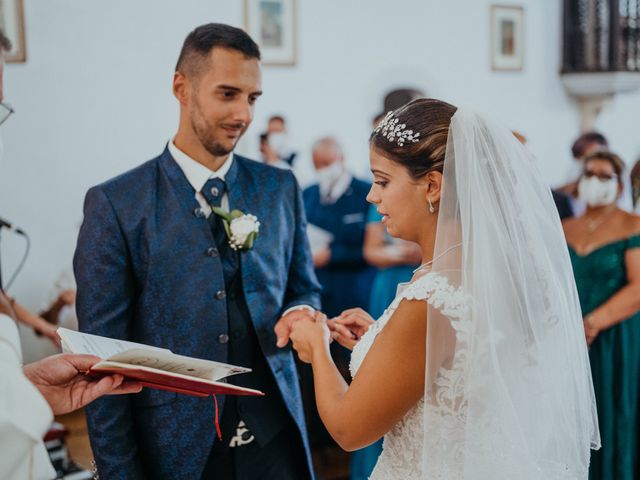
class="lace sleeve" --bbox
[400,272,471,320]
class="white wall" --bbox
[2,0,638,360]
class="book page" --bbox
[58,328,170,359]
[107,349,250,381]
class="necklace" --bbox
[584,206,615,233]
[413,242,463,273]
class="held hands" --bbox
[327,308,375,351]
[274,308,318,348]
[23,354,143,415]
[289,311,331,364]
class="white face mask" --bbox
[578,176,618,207]
[317,161,343,187]
[268,132,289,157]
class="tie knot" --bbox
[202,178,227,207]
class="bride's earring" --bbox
[428,198,436,214]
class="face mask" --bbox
[268,132,289,157]
[317,161,343,187]
[578,176,618,207]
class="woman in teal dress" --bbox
[564,151,640,480]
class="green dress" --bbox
[568,235,640,480]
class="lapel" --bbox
[158,146,216,244]
[226,156,260,309]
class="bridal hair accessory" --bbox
[374,111,420,147]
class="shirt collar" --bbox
[168,138,234,193]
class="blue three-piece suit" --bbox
[74,147,321,479]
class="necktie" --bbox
[201,178,227,248]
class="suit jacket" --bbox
[74,147,321,480]
[303,178,375,317]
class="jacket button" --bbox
[193,207,206,218]
[207,247,218,257]
[215,290,226,300]
[218,334,229,344]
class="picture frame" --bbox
[0,0,26,63]
[244,0,296,66]
[490,5,524,71]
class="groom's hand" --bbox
[275,308,317,348]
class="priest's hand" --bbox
[23,353,143,415]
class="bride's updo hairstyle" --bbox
[370,98,457,180]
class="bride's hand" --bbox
[290,312,331,364]
[327,308,375,350]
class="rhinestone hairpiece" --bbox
[374,111,420,147]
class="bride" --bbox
[287,98,600,479]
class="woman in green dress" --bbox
[563,150,640,480]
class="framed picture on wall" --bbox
[490,5,524,71]
[244,0,296,66]
[0,0,26,63]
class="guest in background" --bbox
[9,299,60,347]
[563,150,640,480]
[259,131,292,170]
[303,137,375,316]
[559,131,609,197]
[266,114,297,166]
[40,268,77,331]
[558,132,609,216]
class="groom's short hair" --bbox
[176,23,261,79]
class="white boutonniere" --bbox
[211,207,260,251]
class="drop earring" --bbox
[428,198,435,214]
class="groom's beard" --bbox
[190,99,247,157]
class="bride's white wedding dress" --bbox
[350,270,470,480]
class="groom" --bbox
[74,23,321,479]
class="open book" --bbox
[58,328,264,398]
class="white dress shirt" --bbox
[168,139,233,215]
[0,314,56,480]
[168,140,314,318]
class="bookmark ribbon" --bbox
[213,394,222,440]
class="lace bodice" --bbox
[350,271,470,480]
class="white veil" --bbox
[422,108,600,479]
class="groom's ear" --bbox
[173,71,190,106]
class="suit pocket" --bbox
[133,388,177,408]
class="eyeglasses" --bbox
[0,102,13,126]
[583,170,618,181]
